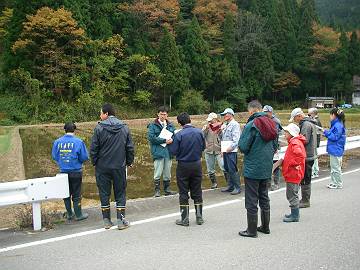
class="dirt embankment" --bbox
[0,127,26,229]
[0,127,25,182]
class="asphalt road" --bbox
[1,168,360,270]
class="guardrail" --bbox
[278,136,360,159]
[0,174,69,231]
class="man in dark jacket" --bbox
[90,104,135,230]
[168,113,206,226]
[147,106,176,197]
[290,108,317,208]
[239,100,278,238]
[263,105,283,190]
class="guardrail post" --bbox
[32,202,41,231]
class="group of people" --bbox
[51,101,347,236]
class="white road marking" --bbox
[1,168,359,254]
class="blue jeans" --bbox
[204,152,224,175]
[223,152,238,174]
[223,152,241,190]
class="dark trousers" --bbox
[176,161,203,205]
[223,152,238,174]
[301,160,314,185]
[223,152,241,190]
[245,178,270,215]
[66,172,82,200]
[95,166,127,209]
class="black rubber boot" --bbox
[239,213,258,238]
[299,184,311,208]
[257,210,270,234]
[102,207,113,229]
[221,172,234,192]
[73,198,89,221]
[230,172,241,195]
[195,203,204,225]
[63,197,74,220]
[209,173,218,189]
[154,180,161,197]
[117,208,130,230]
[164,181,177,196]
[176,205,189,226]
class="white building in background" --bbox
[353,76,360,106]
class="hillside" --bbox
[315,0,360,30]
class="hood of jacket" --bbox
[289,134,306,144]
[99,116,125,134]
[250,112,277,142]
[300,116,317,126]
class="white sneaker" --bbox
[312,174,319,179]
[327,183,338,189]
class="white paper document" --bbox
[221,141,238,153]
[159,128,173,147]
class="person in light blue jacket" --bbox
[323,108,346,189]
[219,108,241,195]
[52,122,89,221]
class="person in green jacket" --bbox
[147,106,177,197]
[238,100,278,238]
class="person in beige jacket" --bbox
[202,113,226,189]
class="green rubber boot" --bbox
[63,197,75,221]
[283,208,300,222]
[73,198,89,221]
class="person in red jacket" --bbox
[281,123,306,222]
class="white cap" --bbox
[220,108,235,116]
[289,108,304,122]
[308,107,318,115]
[283,123,300,137]
[206,112,218,122]
[263,105,273,113]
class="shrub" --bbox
[177,90,210,115]
[131,90,152,106]
[13,205,63,230]
[0,94,31,124]
[212,99,233,113]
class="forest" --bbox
[0,0,360,124]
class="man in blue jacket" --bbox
[147,106,176,197]
[90,104,135,230]
[168,112,206,226]
[238,101,278,238]
[52,122,89,222]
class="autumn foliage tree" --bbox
[12,7,86,98]
[119,0,180,46]
[193,0,237,55]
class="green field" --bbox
[0,128,11,154]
